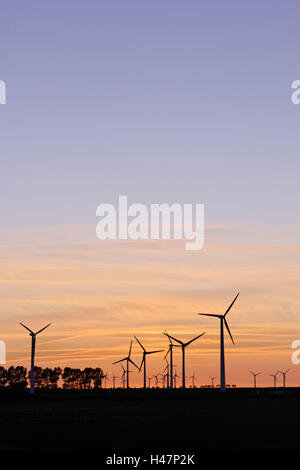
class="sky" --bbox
[0,1,300,387]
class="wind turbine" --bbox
[163,358,170,388]
[134,336,163,388]
[173,370,180,388]
[209,376,216,388]
[153,373,160,387]
[278,369,290,388]
[103,372,110,388]
[112,340,139,388]
[120,364,126,388]
[147,376,154,388]
[112,374,119,389]
[164,333,205,388]
[19,322,51,394]
[198,293,239,392]
[249,370,261,389]
[163,332,179,389]
[189,371,196,388]
[270,372,278,388]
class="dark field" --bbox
[1,388,300,455]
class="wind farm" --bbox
[0,292,299,455]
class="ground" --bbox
[0,388,299,457]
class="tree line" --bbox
[0,366,105,390]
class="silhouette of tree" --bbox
[0,366,8,388]
[7,366,28,389]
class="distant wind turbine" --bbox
[134,336,163,388]
[270,372,278,388]
[19,322,51,394]
[198,293,239,392]
[147,376,154,388]
[112,375,119,389]
[173,369,179,388]
[249,370,261,389]
[113,340,139,388]
[189,371,196,388]
[103,372,110,388]
[163,358,170,388]
[164,333,205,388]
[209,376,216,388]
[120,364,126,388]
[163,332,179,389]
[278,369,290,388]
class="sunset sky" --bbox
[0,1,300,387]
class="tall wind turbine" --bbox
[112,340,139,388]
[249,370,261,389]
[270,372,278,388]
[134,336,163,388]
[164,333,205,388]
[19,322,51,394]
[209,376,216,388]
[198,293,239,392]
[278,369,290,388]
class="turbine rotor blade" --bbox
[128,358,139,370]
[185,332,206,346]
[35,323,51,335]
[224,293,239,316]
[134,336,146,352]
[147,349,164,355]
[162,332,174,344]
[198,313,221,318]
[165,334,183,345]
[224,318,234,344]
[19,323,34,334]
[128,340,133,358]
[113,358,126,365]
[139,354,145,372]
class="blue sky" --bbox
[0,1,299,229]
[1,2,300,384]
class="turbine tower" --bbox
[198,293,239,392]
[19,322,51,394]
[249,370,261,389]
[113,340,139,388]
[164,333,205,388]
[209,376,216,388]
[278,369,290,388]
[134,336,163,388]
